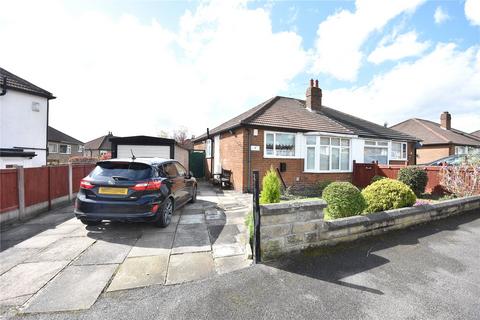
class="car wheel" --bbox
[80,218,102,226]
[189,186,197,203]
[155,198,173,228]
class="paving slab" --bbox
[0,294,32,307]
[74,238,135,265]
[179,214,205,224]
[37,224,81,236]
[214,255,252,274]
[0,260,69,301]
[0,247,39,275]
[23,264,118,313]
[166,252,215,285]
[0,224,50,242]
[208,224,240,245]
[25,212,74,226]
[14,234,64,249]
[107,255,169,292]
[26,237,95,262]
[211,243,245,258]
[172,224,211,254]
[128,232,174,257]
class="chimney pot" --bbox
[306,79,322,112]
[440,111,451,130]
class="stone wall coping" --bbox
[260,200,327,216]
[324,195,480,231]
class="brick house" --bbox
[84,132,116,158]
[193,80,418,192]
[47,126,84,164]
[391,112,480,164]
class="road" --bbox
[3,210,480,320]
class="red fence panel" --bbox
[0,169,19,213]
[353,162,450,195]
[24,167,49,207]
[49,166,69,199]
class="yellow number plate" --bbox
[98,187,128,195]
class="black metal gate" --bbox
[252,171,261,263]
[189,150,205,178]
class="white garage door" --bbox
[117,145,171,159]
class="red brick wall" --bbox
[248,128,352,192]
[218,129,247,192]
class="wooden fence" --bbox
[352,161,445,194]
[0,164,95,217]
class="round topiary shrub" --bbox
[371,175,386,183]
[260,167,281,204]
[362,178,416,213]
[322,182,366,220]
[398,167,428,196]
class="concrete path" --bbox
[5,209,480,320]
[0,182,252,315]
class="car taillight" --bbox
[131,180,162,191]
[80,179,94,189]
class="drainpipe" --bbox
[247,128,252,193]
[0,76,7,96]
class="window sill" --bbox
[390,158,407,161]
[263,155,300,159]
[303,170,352,174]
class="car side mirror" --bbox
[185,171,193,179]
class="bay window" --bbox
[364,140,388,164]
[265,132,296,157]
[305,136,350,172]
[391,142,407,160]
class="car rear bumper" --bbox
[75,196,159,222]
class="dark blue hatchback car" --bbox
[74,158,197,227]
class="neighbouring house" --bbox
[0,67,55,168]
[193,80,418,192]
[391,112,480,164]
[110,135,190,169]
[471,130,480,139]
[84,132,116,158]
[47,126,84,165]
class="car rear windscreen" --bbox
[90,162,153,181]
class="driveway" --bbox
[0,182,252,315]
[3,209,480,320]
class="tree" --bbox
[171,127,190,145]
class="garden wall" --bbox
[260,196,480,261]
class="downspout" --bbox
[247,128,252,193]
[0,76,7,96]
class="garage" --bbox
[110,135,189,169]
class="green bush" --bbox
[362,178,416,213]
[322,182,366,220]
[371,175,386,183]
[260,167,281,204]
[315,180,332,196]
[245,211,253,244]
[398,167,428,196]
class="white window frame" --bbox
[48,143,58,153]
[205,139,212,158]
[391,141,407,160]
[264,131,297,159]
[78,145,84,153]
[304,136,352,173]
[363,140,389,164]
[59,144,71,154]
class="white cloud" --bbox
[0,0,307,141]
[434,6,450,24]
[465,0,480,26]
[324,43,480,133]
[368,31,430,64]
[312,0,425,81]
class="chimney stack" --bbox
[440,111,451,130]
[306,79,322,112]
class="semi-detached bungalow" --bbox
[193,80,418,193]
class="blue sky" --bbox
[0,0,479,141]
